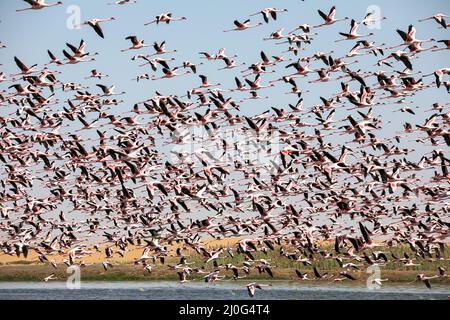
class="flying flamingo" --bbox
[263,28,287,41]
[12,57,39,77]
[96,84,125,96]
[107,0,137,5]
[385,51,414,70]
[62,50,95,65]
[147,41,177,57]
[199,48,237,61]
[389,25,435,49]
[145,12,187,26]
[288,24,312,34]
[223,19,262,32]
[249,8,288,23]
[134,55,175,70]
[121,36,150,52]
[245,74,275,90]
[45,50,62,66]
[215,48,237,60]
[43,273,57,282]
[406,41,438,54]
[66,40,99,58]
[423,68,450,88]
[77,18,116,39]
[360,11,387,27]
[432,40,450,52]
[419,13,449,29]
[309,69,332,83]
[218,57,245,70]
[85,69,109,80]
[17,0,63,12]
[197,75,221,88]
[314,6,349,28]
[246,283,271,297]
[335,19,374,42]
[151,68,190,80]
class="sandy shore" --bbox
[1,239,448,283]
[1,263,449,283]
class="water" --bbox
[0,281,448,300]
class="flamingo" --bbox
[145,12,187,26]
[197,75,221,88]
[407,41,438,54]
[131,73,150,82]
[102,261,113,270]
[249,8,288,23]
[260,51,289,66]
[245,283,271,297]
[62,50,95,65]
[17,0,63,12]
[378,51,415,71]
[8,84,39,97]
[432,40,450,52]
[218,57,245,70]
[285,60,316,76]
[389,25,435,49]
[199,51,216,60]
[121,36,150,52]
[12,57,39,76]
[43,273,57,282]
[288,24,312,34]
[347,40,384,57]
[135,55,175,71]
[335,19,374,42]
[245,74,275,91]
[419,13,449,29]
[86,69,109,80]
[263,28,287,41]
[361,11,387,27]
[151,67,190,80]
[107,0,137,5]
[96,84,125,96]
[423,68,450,88]
[45,50,62,66]
[415,274,439,289]
[314,6,349,28]
[77,18,116,39]
[147,41,177,57]
[223,19,262,32]
[241,62,275,77]
[238,90,268,102]
[66,40,98,58]
[309,69,332,83]
[215,48,237,60]
[179,61,202,74]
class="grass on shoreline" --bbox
[1,265,450,284]
[0,240,449,284]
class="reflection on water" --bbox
[0,281,448,300]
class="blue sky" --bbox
[1,0,448,166]
[0,0,449,189]
[1,0,448,110]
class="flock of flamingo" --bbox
[0,0,449,298]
